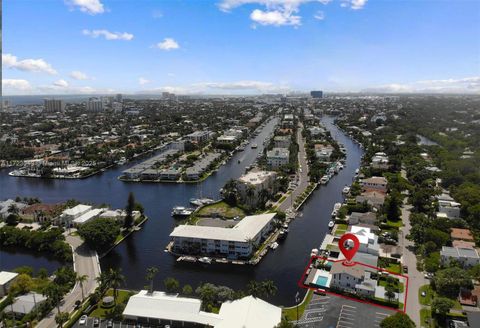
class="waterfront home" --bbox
[355,191,386,210]
[441,246,480,268]
[330,262,377,297]
[348,212,377,226]
[185,130,214,144]
[266,148,290,169]
[159,167,182,181]
[349,226,380,256]
[314,144,334,162]
[6,293,47,317]
[0,271,18,297]
[20,203,62,223]
[170,213,276,259]
[0,199,27,219]
[308,126,326,136]
[370,152,390,170]
[184,152,222,181]
[236,171,277,207]
[360,176,388,193]
[58,204,92,225]
[123,290,281,328]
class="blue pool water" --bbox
[315,275,329,287]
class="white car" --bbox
[79,315,87,325]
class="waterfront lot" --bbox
[297,293,395,328]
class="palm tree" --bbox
[145,267,159,294]
[55,312,69,328]
[43,283,63,314]
[108,269,125,301]
[246,185,256,205]
[246,281,262,298]
[261,280,278,298]
[76,274,89,301]
[96,271,111,293]
[8,204,19,215]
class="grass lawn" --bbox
[196,201,246,219]
[420,308,434,328]
[282,290,313,321]
[386,219,403,228]
[419,285,434,306]
[334,223,348,236]
[385,263,401,274]
[89,289,133,318]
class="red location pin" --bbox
[338,233,360,266]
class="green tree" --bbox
[246,281,263,298]
[124,192,135,229]
[261,280,278,297]
[76,274,89,301]
[55,312,69,328]
[275,317,296,328]
[182,284,193,295]
[10,273,34,294]
[78,218,120,251]
[108,269,125,301]
[431,297,454,317]
[43,283,63,314]
[164,277,180,293]
[385,285,396,303]
[145,267,159,294]
[380,312,415,328]
[37,268,49,279]
[433,267,473,298]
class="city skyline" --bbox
[2,0,480,95]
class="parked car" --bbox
[421,291,426,297]
[403,265,408,273]
[93,318,100,327]
[79,315,87,325]
[314,288,326,296]
[107,320,113,328]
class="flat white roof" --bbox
[350,225,374,245]
[123,290,221,326]
[238,171,276,185]
[216,296,281,328]
[170,213,276,242]
[0,271,18,285]
[63,204,92,217]
[73,208,104,224]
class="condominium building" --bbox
[185,130,214,144]
[170,213,276,259]
[441,246,480,268]
[86,98,104,112]
[266,148,289,169]
[236,170,277,207]
[44,99,65,113]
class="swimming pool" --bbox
[315,275,329,287]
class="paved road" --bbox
[37,235,101,328]
[297,293,395,328]
[400,202,427,327]
[278,123,309,213]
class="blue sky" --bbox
[3,0,480,95]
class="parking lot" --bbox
[297,293,396,328]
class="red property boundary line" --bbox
[297,256,409,313]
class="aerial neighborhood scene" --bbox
[1,0,479,327]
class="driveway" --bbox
[37,235,101,328]
[399,202,427,327]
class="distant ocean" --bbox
[1,94,167,106]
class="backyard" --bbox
[195,201,246,219]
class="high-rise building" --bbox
[44,99,65,112]
[1,99,11,111]
[310,90,323,99]
[115,94,123,103]
[86,98,104,112]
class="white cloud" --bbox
[154,38,180,50]
[250,9,300,26]
[82,29,134,41]
[139,77,151,85]
[70,70,90,80]
[2,79,32,91]
[66,0,105,15]
[53,79,69,87]
[364,76,480,94]
[314,10,325,20]
[219,0,332,27]
[152,10,163,19]
[342,0,367,10]
[2,53,57,75]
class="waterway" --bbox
[0,116,363,306]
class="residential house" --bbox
[370,152,390,170]
[451,228,475,242]
[349,226,380,256]
[330,262,376,297]
[360,177,388,193]
[440,246,480,268]
[7,293,47,317]
[314,144,334,162]
[356,191,386,209]
[0,271,18,297]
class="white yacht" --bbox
[171,206,194,218]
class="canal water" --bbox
[0,116,362,306]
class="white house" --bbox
[371,152,390,170]
[58,204,92,226]
[330,262,376,297]
[349,226,380,256]
[437,200,461,219]
[440,246,480,268]
[0,271,18,297]
[266,148,290,169]
[170,213,276,259]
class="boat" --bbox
[278,230,287,241]
[251,143,258,149]
[198,257,212,264]
[238,159,242,163]
[171,206,194,218]
[270,242,279,250]
[177,256,197,263]
[320,176,329,184]
[342,186,351,194]
[190,198,215,206]
[328,221,335,229]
